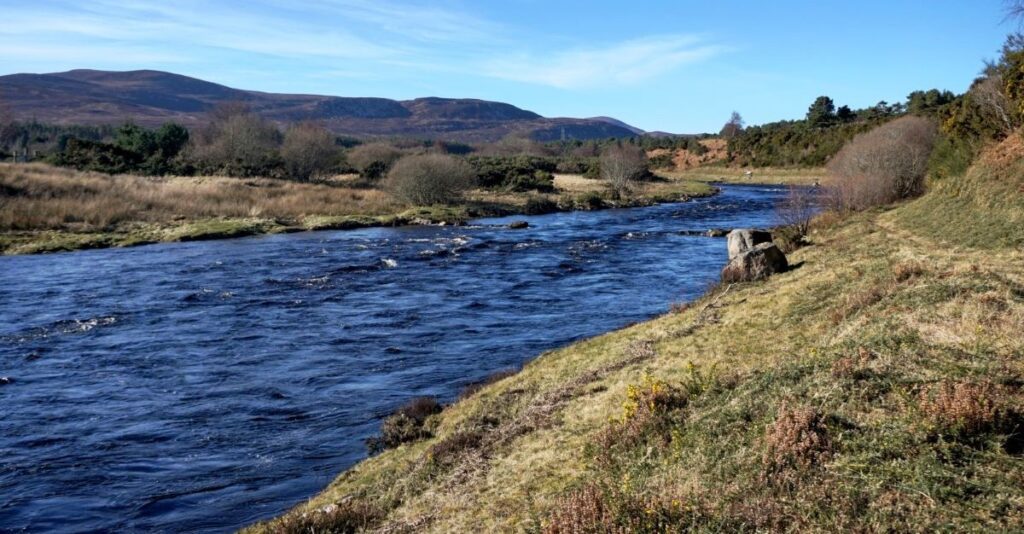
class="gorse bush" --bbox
[826,116,937,211]
[384,154,476,205]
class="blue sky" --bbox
[0,0,1013,132]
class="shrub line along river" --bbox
[0,184,794,533]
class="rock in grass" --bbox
[721,242,788,282]
[726,229,773,260]
[508,221,529,229]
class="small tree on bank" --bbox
[347,142,404,181]
[384,154,476,205]
[191,103,281,177]
[281,122,339,181]
[720,111,745,139]
[600,143,648,198]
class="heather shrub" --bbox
[917,380,1001,439]
[826,116,937,210]
[384,154,476,205]
[762,402,831,480]
[366,396,442,453]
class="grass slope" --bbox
[250,139,1024,532]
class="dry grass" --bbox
[660,166,826,186]
[0,163,397,232]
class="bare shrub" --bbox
[826,116,937,210]
[280,122,339,181]
[776,185,819,238]
[918,380,1001,438]
[599,143,648,198]
[762,402,831,478]
[366,396,442,453]
[346,142,403,181]
[264,499,383,534]
[384,154,476,205]
[190,103,281,177]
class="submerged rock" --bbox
[0,377,13,386]
[706,228,730,237]
[721,242,789,282]
[726,229,773,260]
[508,221,529,229]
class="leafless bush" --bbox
[280,122,339,182]
[384,154,476,205]
[190,103,281,176]
[972,74,1016,137]
[346,142,403,181]
[776,185,819,237]
[600,143,648,198]
[826,116,937,211]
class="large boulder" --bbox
[727,229,773,260]
[721,242,789,282]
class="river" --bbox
[0,184,793,533]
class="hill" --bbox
[249,135,1024,532]
[0,69,640,142]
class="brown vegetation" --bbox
[384,154,476,205]
[826,116,937,210]
[762,402,831,477]
[600,143,647,198]
[0,163,397,232]
[280,122,339,181]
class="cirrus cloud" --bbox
[483,35,726,89]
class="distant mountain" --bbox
[0,69,642,142]
[587,116,645,135]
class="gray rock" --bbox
[508,221,529,229]
[726,229,773,260]
[721,242,789,282]
[706,228,730,238]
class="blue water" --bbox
[0,184,792,533]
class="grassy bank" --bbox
[250,141,1024,532]
[659,166,826,186]
[0,164,716,255]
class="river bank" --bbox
[250,138,1024,532]
[0,184,790,532]
[0,164,716,255]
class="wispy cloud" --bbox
[483,35,726,89]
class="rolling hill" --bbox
[0,69,644,142]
